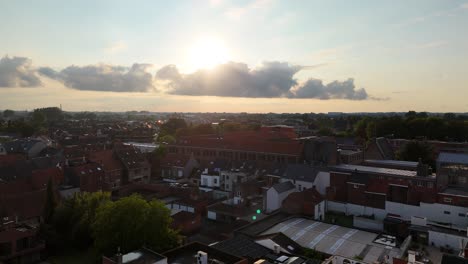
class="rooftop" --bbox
[330,164,424,178]
[122,248,166,264]
[261,218,404,263]
[162,242,246,264]
[438,152,468,165]
[272,181,295,194]
[440,187,468,197]
[363,159,418,168]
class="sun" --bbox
[189,36,229,70]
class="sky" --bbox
[1,0,468,113]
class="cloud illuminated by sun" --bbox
[188,36,229,70]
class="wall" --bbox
[314,200,326,221]
[314,171,330,195]
[266,188,296,213]
[353,216,384,231]
[328,201,468,230]
[428,230,468,250]
[327,201,387,220]
[201,174,220,188]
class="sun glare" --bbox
[189,36,229,70]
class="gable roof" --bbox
[88,149,124,172]
[272,181,295,194]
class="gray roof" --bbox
[272,181,295,193]
[440,187,468,197]
[437,152,468,165]
[330,164,418,177]
[212,234,271,259]
[364,159,418,167]
[282,164,319,183]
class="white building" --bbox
[265,181,296,213]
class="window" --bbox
[214,178,218,184]
[427,182,433,188]
[298,184,302,191]
[444,211,451,215]
[225,184,229,189]
[443,197,452,203]
[459,177,467,184]
[226,175,229,180]
[459,213,466,217]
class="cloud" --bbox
[39,63,155,92]
[289,78,368,100]
[0,56,42,87]
[156,61,372,100]
[461,3,468,9]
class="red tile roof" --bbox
[88,150,124,172]
[176,127,302,156]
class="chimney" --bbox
[273,244,281,254]
[196,251,208,264]
[408,250,416,263]
[116,247,122,264]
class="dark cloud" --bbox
[0,56,42,87]
[39,63,155,92]
[158,61,300,98]
[156,62,371,100]
[289,78,368,100]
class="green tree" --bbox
[160,118,187,137]
[397,141,434,166]
[3,109,15,118]
[159,135,176,144]
[52,192,111,250]
[93,195,181,255]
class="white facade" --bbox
[327,201,468,230]
[428,229,468,249]
[279,171,330,195]
[265,186,296,213]
[200,174,220,188]
[314,200,326,221]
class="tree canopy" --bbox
[92,194,181,255]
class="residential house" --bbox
[2,139,47,159]
[281,187,325,220]
[115,145,151,183]
[67,162,105,192]
[264,181,296,213]
[160,153,199,183]
[0,223,45,264]
[89,149,124,190]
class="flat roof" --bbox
[330,164,420,177]
[364,159,418,167]
[261,218,404,263]
[440,187,468,197]
[438,152,468,165]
